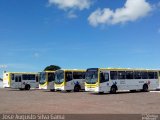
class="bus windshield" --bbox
[85,68,98,84]
[55,70,64,84]
[39,72,46,84]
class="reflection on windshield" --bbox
[85,70,98,84]
[55,71,64,84]
[39,72,46,84]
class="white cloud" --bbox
[0,64,7,68]
[49,0,92,10]
[67,11,78,18]
[88,0,152,27]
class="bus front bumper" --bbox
[85,86,99,92]
[55,86,65,91]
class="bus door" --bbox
[100,71,109,91]
[14,75,22,88]
[65,72,73,90]
[36,75,39,88]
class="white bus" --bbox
[85,68,159,93]
[11,72,39,90]
[39,71,55,91]
[54,69,86,92]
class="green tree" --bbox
[44,65,61,71]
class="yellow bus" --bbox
[39,71,55,91]
[85,68,159,94]
[54,69,86,92]
[3,71,39,89]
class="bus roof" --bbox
[101,68,159,71]
[88,68,159,72]
[56,69,86,72]
[42,71,55,73]
[3,72,38,74]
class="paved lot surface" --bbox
[0,88,160,114]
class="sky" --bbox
[0,0,160,77]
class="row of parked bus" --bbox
[3,68,160,93]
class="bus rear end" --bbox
[3,72,11,88]
[85,68,100,93]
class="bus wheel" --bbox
[143,84,148,92]
[25,84,30,90]
[74,85,81,92]
[110,86,117,94]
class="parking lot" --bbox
[0,88,160,114]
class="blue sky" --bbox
[0,0,160,77]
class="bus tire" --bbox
[110,85,117,94]
[74,85,81,92]
[142,84,148,92]
[25,84,30,90]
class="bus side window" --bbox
[19,76,21,82]
[110,71,117,80]
[36,76,39,82]
[118,71,126,79]
[15,76,18,82]
[141,72,148,79]
[104,73,109,82]
[100,73,109,83]
[11,74,14,80]
[154,72,158,79]
[148,72,154,79]
[73,72,84,79]
[65,72,72,82]
[134,71,142,79]
[22,74,28,80]
[28,75,36,80]
[126,71,133,79]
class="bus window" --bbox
[11,74,14,80]
[154,72,158,79]
[15,76,18,82]
[29,75,36,80]
[48,73,55,82]
[36,76,39,82]
[148,72,154,79]
[126,71,133,79]
[22,74,28,80]
[65,72,72,82]
[110,71,118,80]
[100,73,109,83]
[134,71,141,79]
[19,76,21,82]
[73,72,84,79]
[141,72,148,79]
[118,71,126,79]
